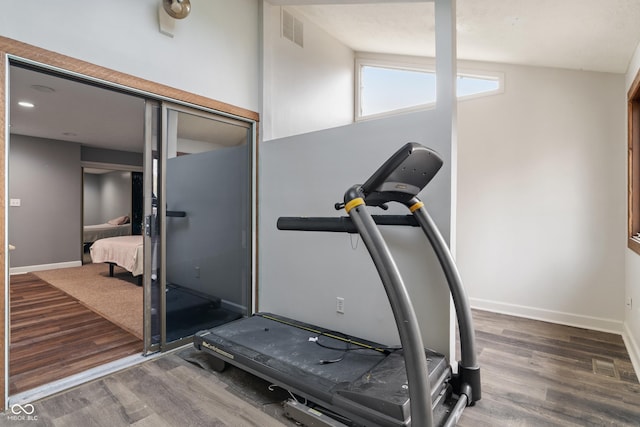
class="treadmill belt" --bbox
[204,313,387,385]
[195,313,452,426]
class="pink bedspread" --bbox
[90,235,143,276]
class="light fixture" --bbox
[162,0,191,19]
[18,101,34,108]
[158,0,191,37]
[30,84,55,93]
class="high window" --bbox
[356,58,503,120]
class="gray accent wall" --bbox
[81,146,143,166]
[83,171,132,225]
[9,134,82,267]
[259,109,453,353]
[83,173,102,225]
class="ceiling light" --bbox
[30,84,56,93]
[18,101,35,108]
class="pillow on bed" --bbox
[107,215,129,225]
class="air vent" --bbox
[592,358,620,379]
[282,8,304,48]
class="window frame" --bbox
[628,69,640,254]
[355,56,504,122]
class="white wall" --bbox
[457,60,627,333]
[261,3,354,140]
[259,1,457,357]
[259,110,453,354]
[625,43,640,373]
[0,0,260,112]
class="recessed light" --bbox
[18,101,35,108]
[30,84,55,93]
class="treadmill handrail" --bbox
[273,142,480,426]
[406,197,481,404]
[342,188,435,427]
[277,215,418,233]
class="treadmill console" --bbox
[361,142,443,206]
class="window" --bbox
[356,59,503,120]
[628,70,640,254]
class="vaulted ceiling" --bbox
[9,0,640,153]
[276,0,640,73]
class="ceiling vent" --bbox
[282,8,304,48]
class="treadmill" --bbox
[193,142,481,427]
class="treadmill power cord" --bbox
[311,332,402,365]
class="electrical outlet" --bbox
[626,297,633,310]
[336,297,345,314]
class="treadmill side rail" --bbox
[284,399,349,427]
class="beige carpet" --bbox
[34,263,143,339]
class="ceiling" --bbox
[279,0,640,74]
[9,66,146,153]
[9,66,249,154]
[8,0,640,153]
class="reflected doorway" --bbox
[82,168,143,264]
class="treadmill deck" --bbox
[194,313,453,426]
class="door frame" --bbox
[0,36,259,410]
[152,101,255,352]
[81,162,144,266]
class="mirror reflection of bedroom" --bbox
[82,168,143,266]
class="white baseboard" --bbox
[470,297,624,335]
[622,323,640,380]
[10,261,82,275]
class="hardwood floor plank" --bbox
[458,309,640,427]
[503,329,632,361]
[545,388,640,426]
[2,307,638,426]
[102,377,156,424]
[8,273,142,395]
[164,365,289,427]
[128,413,175,427]
[122,363,223,426]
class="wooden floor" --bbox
[2,309,639,426]
[9,273,142,395]
[457,310,640,427]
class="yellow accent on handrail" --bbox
[409,201,424,213]
[345,198,365,213]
